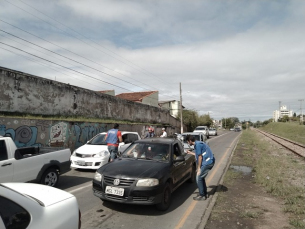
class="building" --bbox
[116,91,159,107]
[273,105,293,122]
[158,100,183,118]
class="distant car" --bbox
[230,128,235,131]
[234,128,241,132]
[209,128,217,136]
[70,131,141,170]
[193,126,210,139]
[180,132,208,151]
[0,183,81,229]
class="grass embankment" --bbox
[260,122,305,145]
[211,129,305,228]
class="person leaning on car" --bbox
[104,123,122,162]
[186,134,215,201]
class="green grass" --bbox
[218,129,305,228]
[260,122,305,145]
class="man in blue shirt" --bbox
[104,123,122,162]
[186,134,215,200]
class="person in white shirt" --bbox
[160,128,167,137]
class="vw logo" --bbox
[113,179,120,186]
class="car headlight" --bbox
[72,150,76,156]
[136,178,159,187]
[93,150,109,158]
[94,172,102,182]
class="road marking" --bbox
[174,134,240,229]
[68,182,92,194]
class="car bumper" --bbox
[70,156,109,170]
[92,180,164,205]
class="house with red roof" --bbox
[116,91,159,107]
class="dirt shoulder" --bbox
[205,129,305,229]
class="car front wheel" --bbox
[156,183,171,211]
[40,168,59,187]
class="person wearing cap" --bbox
[160,128,167,138]
[104,123,122,162]
[144,127,155,138]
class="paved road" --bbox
[57,130,241,229]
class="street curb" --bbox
[198,133,241,229]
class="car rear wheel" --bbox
[156,183,171,211]
[40,168,59,187]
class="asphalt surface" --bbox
[57,130,241,229]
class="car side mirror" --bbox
[174,156,185,162]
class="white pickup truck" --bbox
[0,136,71,187]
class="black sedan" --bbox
[92,138,196,211]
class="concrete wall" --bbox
[0,66,181,128]
[0,117,179,152]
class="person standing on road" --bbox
[105,123,122,162]
[144,127,155,138]
[186,134,215,201]
[160,128,167,138]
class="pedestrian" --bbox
[144,127,155,138]
[186,134,215,200]
[160,128,167,138]
[104,123,122,162]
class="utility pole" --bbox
[299,99,304,124]
[180,82,183,133]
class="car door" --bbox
[0,140,14,182]
[119,133,139,153]
[171,143,186,189]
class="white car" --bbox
[209,128,217,136]
[70,131,140,170]
[180,132,208,151]
[193,126,210,139]
[0,183,80,229]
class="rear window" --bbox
[0,140,8,161]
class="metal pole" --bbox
[180,82,183,133]
[299,99,304,123]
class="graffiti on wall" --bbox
[72,124,107,148]
[50,122,67,147]
[0,123,42,148]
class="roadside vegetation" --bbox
[260,122,305,145]
[207,129,305,228]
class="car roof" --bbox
[135,138,176,144]
[98,131,139,135]
[181,132,201,135]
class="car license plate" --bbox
[105,186,124,196]
[76,160,85,166]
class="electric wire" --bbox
[0,41,134,92]
[15,0,174,86]
[4,0,174,90]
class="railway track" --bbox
[255,128,305,159]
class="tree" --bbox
[180,109,199,131]
[198,114,213,127]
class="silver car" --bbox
[209,128,217,136]
[180,132,208,151]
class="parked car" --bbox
[230,128,235,131]
[0,183,81,229]
[70,131,141,170]
[0,136,71,187]
[92,138,196,211]
[180,132,208,151]
[234,128,241,132]
[209,128,217,136]
[193,126,209,138]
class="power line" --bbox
[0,41,134,92]
[5,0,175,88]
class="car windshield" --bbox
[181,134,200,143]
[122,142,170,162]
[87,134,107,145]
[195,127,206,130]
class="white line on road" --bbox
[68,183,92,194]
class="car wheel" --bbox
[156,183,171,211]
[40,168,59,187]
[188,165,196,183]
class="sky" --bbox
[1,0,305,122]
